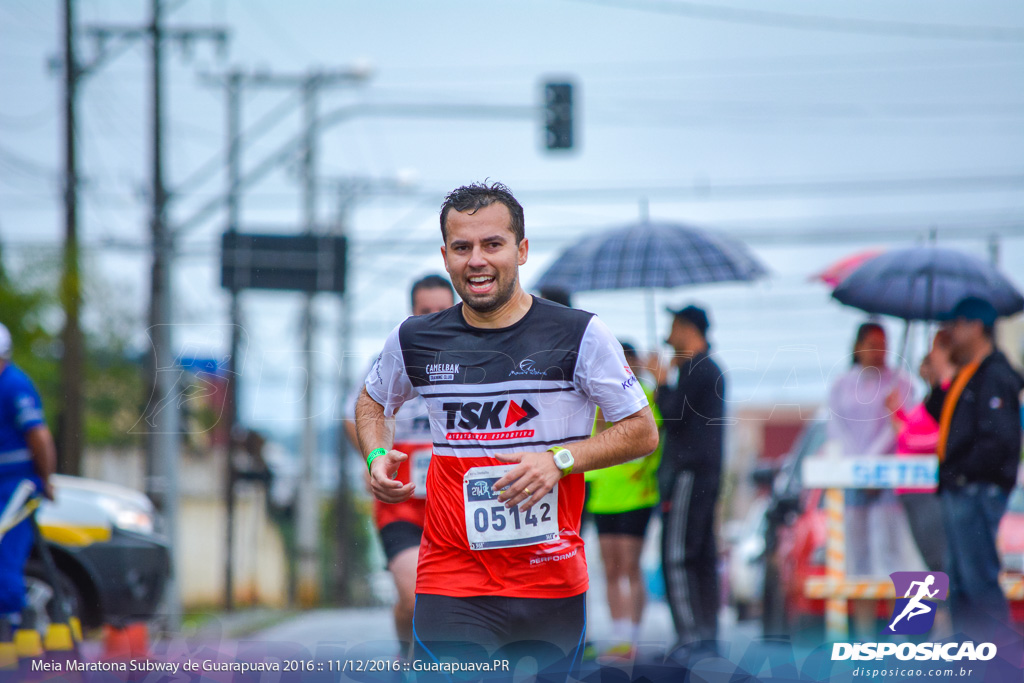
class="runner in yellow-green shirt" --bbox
[585,341,662,659]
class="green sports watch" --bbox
[548,446,575,477]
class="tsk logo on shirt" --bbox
[885,571,948,635]
[427,363,461,382]
[442,399,540,440]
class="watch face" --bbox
[554,449,573,469]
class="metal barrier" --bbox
[801,454,1024,639]
[801,455,929,640]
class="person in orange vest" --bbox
[926,296,1024,638]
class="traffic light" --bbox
[544,81,574,150]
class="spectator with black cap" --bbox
[926,296,1024,638]
[649,304,725,658]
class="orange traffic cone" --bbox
[102,625,132,660]
[126,622,149,659]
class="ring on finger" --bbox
[524,488,531,495]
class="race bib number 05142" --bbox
[463,465,558,551]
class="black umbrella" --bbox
[831,246,1024,321]
[533,221,767,347]
[533,220,767,293]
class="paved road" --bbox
[250,520,758,659]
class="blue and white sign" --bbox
[802,455,938,489]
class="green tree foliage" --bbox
[0,247,61,427]
[0,246,146,448]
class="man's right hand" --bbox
[369,449,415,503]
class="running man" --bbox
[889,575,940,631]
[344,274,455,657]
[355,182,659,678]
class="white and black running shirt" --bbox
[365,296,648,598]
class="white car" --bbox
[725,495,769,621]
[24,475,170,633]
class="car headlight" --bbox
[96,498,155,535]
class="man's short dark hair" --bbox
[410,274,455,308]
[439,181,525,244]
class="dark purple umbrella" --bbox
[832,246,1023,321]
[533,220,766,348]
[533,220,766,293]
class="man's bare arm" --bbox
[494,406,659,511]
[26,425,56,500]
[570,406,659,473]
[354,388,414,503]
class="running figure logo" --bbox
[885,571,949,635]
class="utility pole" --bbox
[59,0,83,477]
[200,69,244,611]
[327,175,412,604]
[85,1,228,625]
[201,67,368,608]
[224,70,243,613]
[297,69,367,609]
[298,73,320,609]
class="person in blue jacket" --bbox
[0,322,56,638]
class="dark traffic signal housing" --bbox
[543,81,574,151]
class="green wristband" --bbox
[366,448,387,472]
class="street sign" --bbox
[802,455,937,489]
[220,232,347,293]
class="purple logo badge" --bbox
[885,571,949,635]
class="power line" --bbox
[173,85,302,196]
[171,100,533,237]
[359,171,1024,207]
[592,100,1024,120]
[0,143,59,180]
[238,0,316,62]
[8,208,1024,254]
[567,0,1024,43]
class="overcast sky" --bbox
[2,0,1023,438]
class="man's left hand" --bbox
[492,450,563,512]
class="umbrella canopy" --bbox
[811,248,884,288]
[533,220,767,293]
[832,246,1024,321]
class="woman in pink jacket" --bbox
[886,330,956,572]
